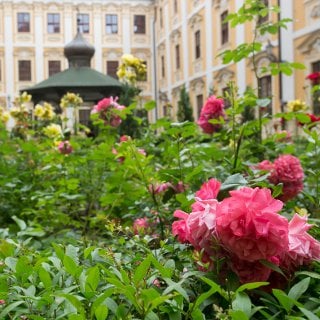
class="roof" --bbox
[25,67,123,103]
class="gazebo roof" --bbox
[24,32,123,104]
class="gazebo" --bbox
[25,32,122,105]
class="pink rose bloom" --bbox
[120,135,130,142]
[256,155,304,202]
[216,187,289,262]
[172,181,186,193]
[230,256,278,283]
[172,210,189,243]
[149,182,171,195]
[257,160,274,171]
[133,217,150,235]
[270,155,304,184]
[195,178,221,200]
[269,155,304,201]
[172,199,218,256]
[92,96,125,127]
[58,141,73,155]
[282,214,320,268]
[197,95,226,134]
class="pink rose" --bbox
[133,217,150,235]
[230,256,276,283]
[216,187,289,262]
[197,96,226,134]
[195,178,221,200]
[120,135,130,142]
[92,96,125,127]
[172,210,189,243]
[58,141,73,155]
[282,214,320,269]
[256,155,304,202]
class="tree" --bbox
[177,85,194,122]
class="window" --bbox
[175,44,180,70]
[77,13,89,33]
[174,0,178,14]
[257,0,269,25]
[258,75,272,115]
[106,14,118,34]
[161,56,165,78]
[312,60,320,114]
[107,61,119,79]
[47,13,60,33]
[79,109,91,127]
[134,15,146,34]
[141,61,147,81]
[195,30,201,59]
[196,94,203,118]
[18,60,31,81]
[159,8,163,28]
[17,13,30,32]
[221,11,229,45]
[48,60,61,76]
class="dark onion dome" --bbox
[64,32,95,68]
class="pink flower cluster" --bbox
[257,155,304,202]
[148,181,186,195]
[197,96,226,134]
[57,140,73,155]
[91,97,125,127]
[172,178,320,284]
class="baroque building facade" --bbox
[0,0,320,123]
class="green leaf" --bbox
[229,310,249,320]
[288,277,310,301]
[163,278,189,302]
[133,254,152,286]
[38,266,52,290]
[272,289,296,312]
[298,307,320,320]
[85,266,100,293]
[63,255,78,277]
[295,271,320,280]
[257,98,271,107]
[236,282,269,293]
[59,293,85,316]
[0,301,25,318]
[191,308,205,320]
[232,292,251,317]
[12,215,27,230]
[95,305,108,320]
[221,174,248,191]
[144,100,156,111]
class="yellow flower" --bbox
[43,123,62,139]
[1,111,10,123]
[287,100,307,113]
[121,54,135,65]
[60,92,83,108]
[34,104,45,118]
[20,91,32,103]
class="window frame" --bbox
[48,60,61,77]
[258,75,272,115]
[106,14,118,34]
[195,30,201,59]
[17,12,30,33]
[77,13,90,33]
[134,15,146,34]
[161,55,165,78]
[47,13,60,34]
[221,11,229,45]
[18,60,32,81]
[175,44,180,70]
[106,60,119,79]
